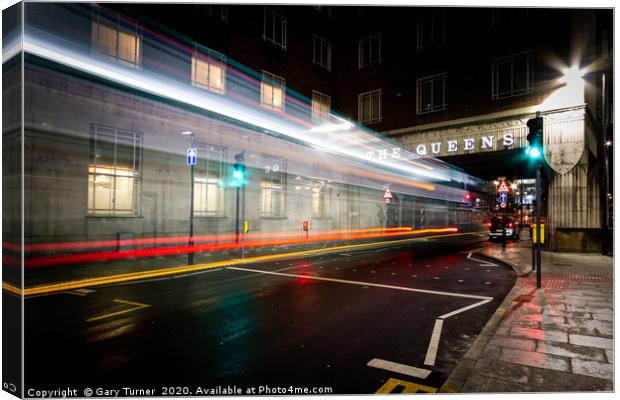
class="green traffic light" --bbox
[233,170,244,181]
[525,146,542,159]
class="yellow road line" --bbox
[375,378,438,394]
[86,299,151,322]
[7,231,485,297]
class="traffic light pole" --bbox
[188,134,196,266]
[536,160,542,288]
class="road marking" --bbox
[467,251,498,266]
[64,291,87,296]
[375,378,437,394]
[367,359,431,379]
[424,319,444,366]
[86,299,150,322]
[11,231,485,297]
[226,267,492,300]
[438,298,492,319]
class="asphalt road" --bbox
[24,236,516,395]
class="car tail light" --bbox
[508,222,514,228]
[487,222,492,228]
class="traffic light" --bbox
[302,220,309,231]
[525,113,543,159]
[232,151,246,187]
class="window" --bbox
[261,71,286,110]
[417,11,446,51]
[91,14,142,67]
[417,73,447,114]
[358,33,381,69]
[88,125,141,216]
[492,51,532,100]
[311,91,331,122]
[194,144,226,217]
[263,7,287,49]
[191,48,226,94]
[491,8,529,28]
[261,156,286,217]
[312,181,331,218]
[207,4,228,22]
[313,35,332,71]
[358,89,382,124]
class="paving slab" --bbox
[439,240,613,393]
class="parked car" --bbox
[488,216,519,240]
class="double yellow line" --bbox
[3,232,484,297]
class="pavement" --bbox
[441,238,614,393]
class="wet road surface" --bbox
[24,236,515,394]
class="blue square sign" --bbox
[499,192,508,203]
[187,148,197,166]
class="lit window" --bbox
[194,145,226,217]
[311,91,331,122]
[492,51,532,100]
[191,48,226,94]
[358,89,382,124]
[88,125,141,216]
[261,156,286,217]
[417,73,447,114]
[261,71,286,110]
[313,35,332,71]
[358,33,381,69]
[263,7,287,49]
[312,181,331,218]
[417,11,446,51]
[91,16,142,67]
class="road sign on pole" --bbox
[499,192,508,203]
[187,148,197,166]
[384,188,393,204]
[498,180,510,193]
[500,202,507,209]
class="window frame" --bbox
[417,11,446,51]
[260,155,287,218]
[191,47,227,94]
[87,125,142,217]
[311,90,331,122]
[312,180,331,218]
[358,33,382,69]
[416,72,448,114]
[263,7,287,50]
[91,12,143,68]
[313,34,332,71]
[261,70,286,111]
[491,51,533,100]
[193,143,227,218]
[358,89,382,124]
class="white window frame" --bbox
[263,7,287,50]
[260,156,287,218]
[358,33,382,69]
[416,73,448,114]
[311,90,331,122]
[88,125,142,217]
[492,51,532,100]
[417,11,446,51]
[358,89,382,124]
[207,4,228,22]
[194,143,227,217]
[312,181,331,218]
[261,71,286,111]
[313,34,332,71]
[91,13,142,68]
[191,47,226,94]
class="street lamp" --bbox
[182,130,196,265]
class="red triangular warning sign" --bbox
[384,188,393,199]
[498,180,510,193]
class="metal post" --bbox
[536,160,542,288]
[601,72,609,255]
[188,134,195,266]
[235,185,240,243]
